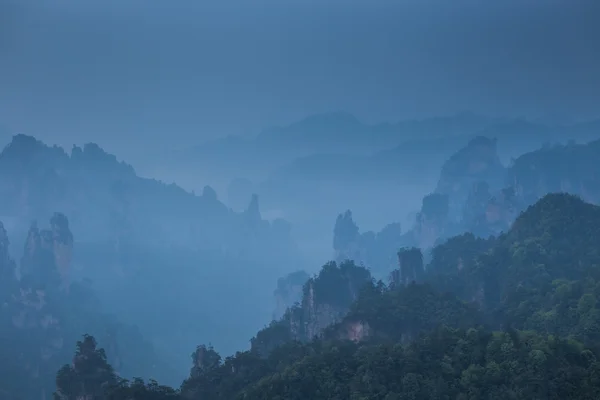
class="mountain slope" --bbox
[0,134,307,383]
[52,193,600,399]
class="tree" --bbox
[54,335,117,400]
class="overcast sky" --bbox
[1,0,599,155]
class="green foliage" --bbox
[106,378,181,400]
[306,260,372,308]
[338,282,483,342]
[251,260,372,355]
[54,335,117,400]
[53,192,600,399]
[240,327,600,400]
[54,336,181,400]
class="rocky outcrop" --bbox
[459,138,600,239]
[0,134,298,258]
[0,212,167,399]
[272,270,310,320]
[336,319,371,342]
[333,210,402,277]
[20,213,73,288]
[50,213,73,286]
[190,344,221,378]
[462,184,522,238]
[507,139,600,206]
[0,222,18,307]
[1,215,69,398]
[300,278,350,340]
[410,193,452,249]
[391,247,425,286]
[251,261,372,356]
[333,210,362,263]
[435,136,505,220]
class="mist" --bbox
[1,0,600,398]
[2,0,599,155]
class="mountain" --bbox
[254,117,599,262]
[0,215,171,399]
[136,115,600,274]
[0,134,307,383]
[332,134,600,276]
[165,112,500,173]
[53,193,600,399]
[145,112,503,196]
[264,117,600,189]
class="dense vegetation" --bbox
[3,132,600,399]
[50,193,600,399]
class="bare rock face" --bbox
[0,222,18,306]
[392,247,425,286]
[301,279,350,340]
[0,222,14,273]
[411,193,451,250]
[272,270,310,320]
[435,136,505,220]
[245,194,261,223]
[337,319,371,342]
[333,210,360,262]
[0,215,70,397]
[462,184,522,238]
[293,261,372,341]
[508,139,600,206]
[251,261,372,356]
[21,213,73,289]
[50,213,74,286]
[333,210,402,277]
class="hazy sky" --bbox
[1,0,599,155]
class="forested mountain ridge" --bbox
[53,193,600,399]
[333,137,600,276]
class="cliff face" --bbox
[0,214,164,399]
[507,139,600,206]
[435,136,505,220]
[20,213,74,287]
[329,136,600,276]
[0,221,16,290]
[0,134,304,371]
[272,270,310,320]
[410,193,453,249]
[251,261,372,356]
[0,215,73,398]
[333,210,361,262]
[293,261,371,341]
[462,185,522,238]
[405,137,600,250]
[299,277,351,340]
[0,134,297,256]
[333,210,402,278]
[461,138,600,239]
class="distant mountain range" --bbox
[159,112,498,175]
[147,112,600,196]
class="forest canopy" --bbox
[50,193,600,399]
